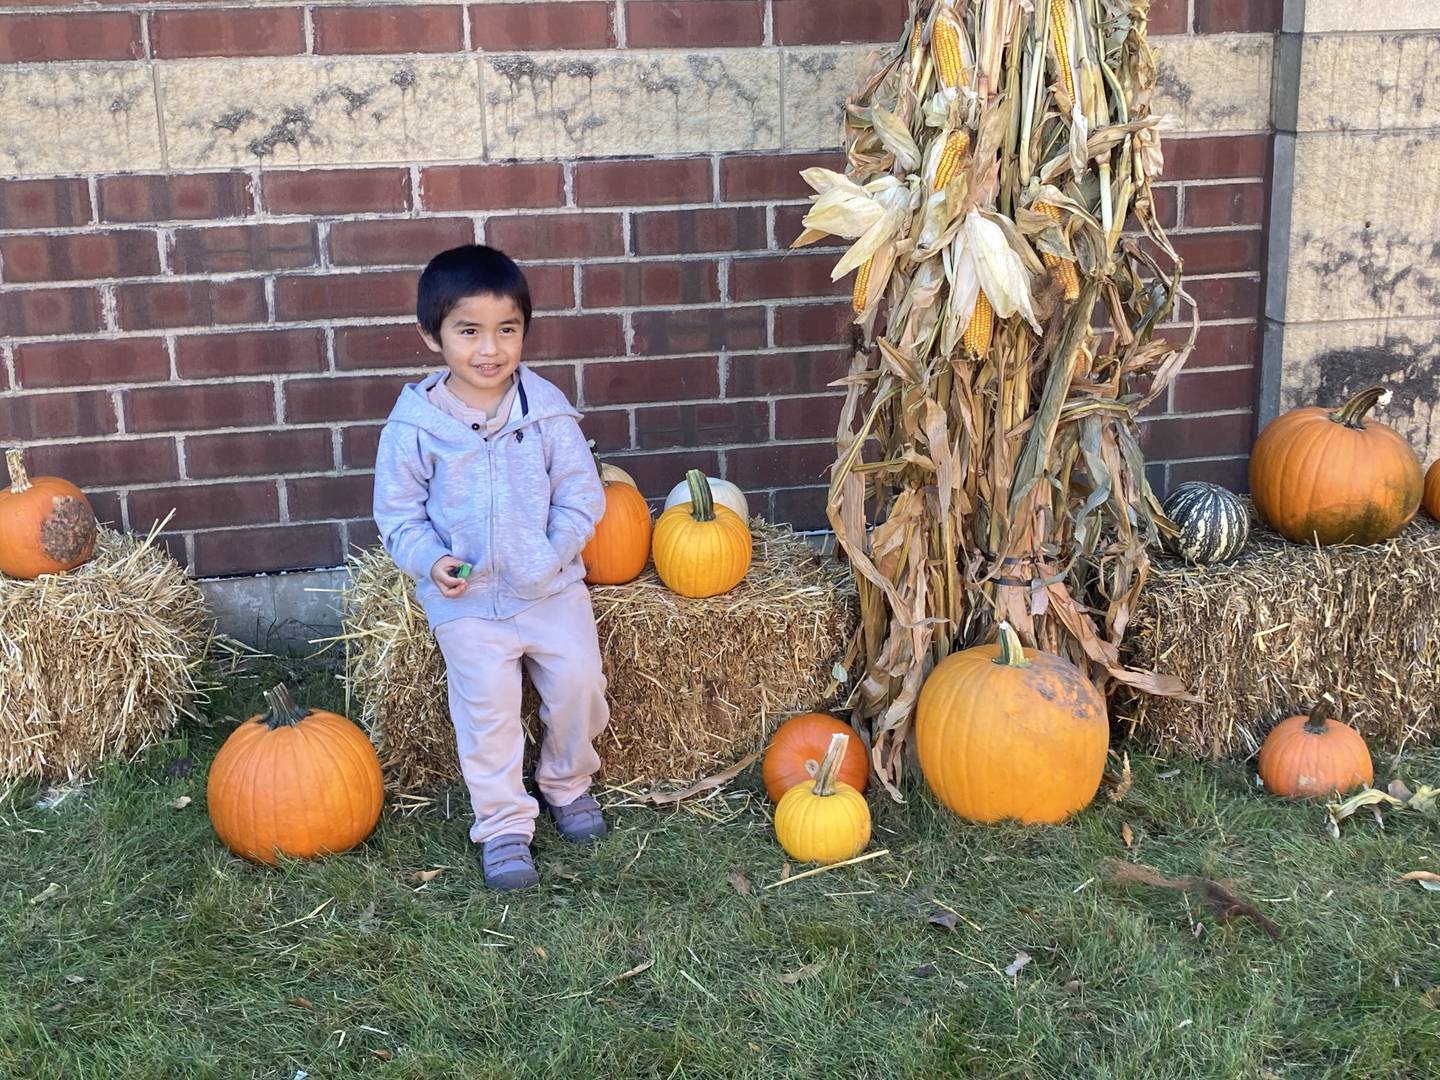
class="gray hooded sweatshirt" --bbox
[372,365,605,628]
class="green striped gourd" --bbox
[1162,482,1250,564]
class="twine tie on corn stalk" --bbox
[791,0,1196,797]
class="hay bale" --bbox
[1116,515,1440,758]
[338,522,857,792]
[0,526,212,782]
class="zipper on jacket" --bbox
[485,436,498,619]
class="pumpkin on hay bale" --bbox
[0,523,211,782]
[1116,513,1440,759]
[336,520,856,793]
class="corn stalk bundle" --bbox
[797,0,1196,797]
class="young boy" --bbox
[372,244,609,891]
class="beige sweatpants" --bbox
[432,580,608,843]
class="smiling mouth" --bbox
[474,363,503,377]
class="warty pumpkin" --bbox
[1257,695,1372,800]
[662,475,749,523]
[1161,481,1249,564]
[206,684,385,865]
[582,456,652,585]
[915,622,1108,824]
[773,732,871,864]
[0,448,97,580]
[652,470,751,598]
[1249,385,1422,546]
[1424,459,1440,521]
[763,712,868,803]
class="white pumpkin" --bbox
[663,475,749,522]
[600,462,638,489]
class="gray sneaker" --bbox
[547,792,608,842]
[480,833,539,891]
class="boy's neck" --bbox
[444,372,513,418]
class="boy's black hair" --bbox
[416,244,532,338]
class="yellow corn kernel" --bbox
[962,289,993,356]
[1050,0,1075,106]
[933,14,966,89]
[908,18,922,64]
[1035,200,1080,300]
[852,257,872,313]
[933,130,970,189]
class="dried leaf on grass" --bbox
[780,961,826,985]
[1325,782,1440,837]
[1004,952,1032,978]
[169,796,192,810]
[726,870,754,897]
[1101,858,1281,940]
[1399,871,1440,893]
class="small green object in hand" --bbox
[455,563,472,580]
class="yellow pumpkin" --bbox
[652,470,751,598]
[773,732,871,864]
[915,622,1108,824]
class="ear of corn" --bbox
[1035,201,1081,300]
[852,256,873,314]
[962,289,993,356]
[933,14,966,89]
[933,130,970,190]
[1050,0,1076,106]
[909,18,923,64]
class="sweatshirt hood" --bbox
[384,365,580,439]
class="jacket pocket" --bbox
[500,524,563,600]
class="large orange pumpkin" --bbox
[207,685,385,865]
[582,476,652,585]
[762,713,868,803]
[0,448,97,579]
[1249,385,1422,545]
[915,623,1108,824]
[1424,459,1440,521]
[1257,696,1372,800]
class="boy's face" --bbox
[420,293,525,408]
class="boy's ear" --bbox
[417,323,442,353]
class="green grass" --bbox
[2,658,1439,1079]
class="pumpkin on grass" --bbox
[663,474,749,523]
[1257,694,1372,799]
[763,712,868,802]
[1424,459,1440,521]
[0,447,97,580]
[652,470,751,598]
[915,622,1108,825]
[1249,384,1422,546]
[582,451,652,585]
[207,684,384,865]
[774,731,871,864]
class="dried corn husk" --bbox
[794,0,1195,796]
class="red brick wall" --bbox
[0,0,1275,577]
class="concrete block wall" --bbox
[1,0,1278,587]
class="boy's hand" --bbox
[431,555,470,598]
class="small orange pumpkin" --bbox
[1257,695,1372,800]
[1424,459,1440,521]
[763,712,868,803]
[582,455,652,585]
[1249,385,1422,545]
[915,622,1109,824]
[0,448,97,580]
[206,685,385,865]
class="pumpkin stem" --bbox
[812,731,850,797]
[262,684,309,729]
[992,621,1032,669]
[587,439,605,482]
[686,469,716,523]
[1330,385,1389,429]
[5,448,30,495]
[1304,693,1336,735]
